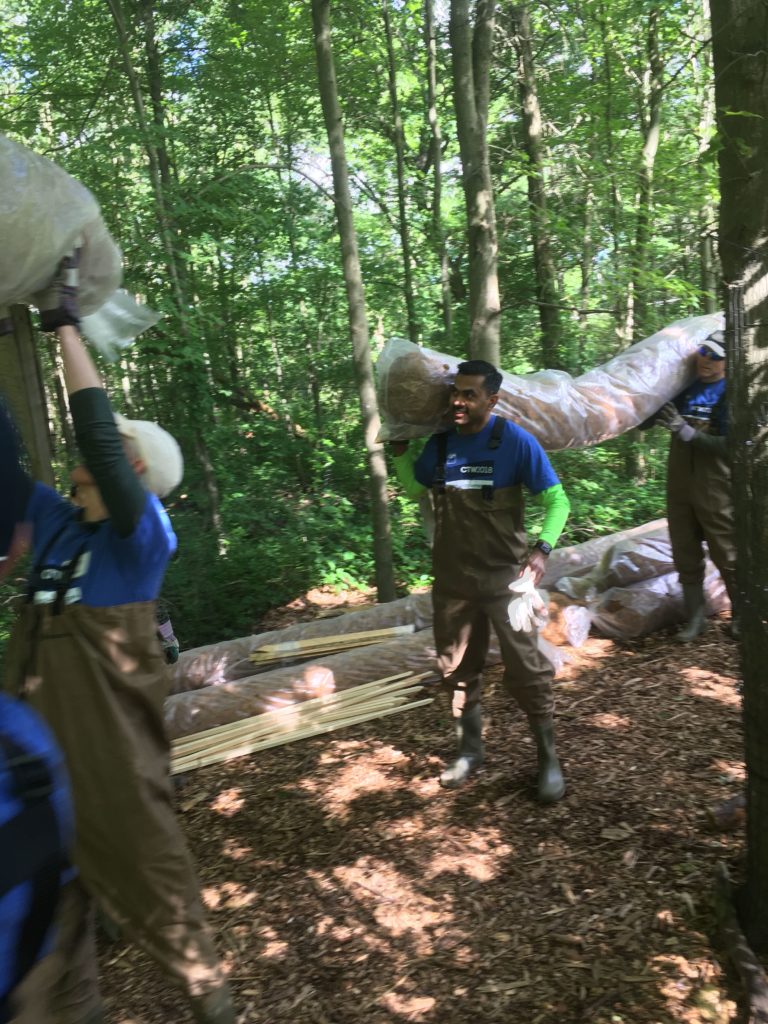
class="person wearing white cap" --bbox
[1,251,236,1023]
[647,330,736,641]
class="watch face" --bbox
[536,541,552,556]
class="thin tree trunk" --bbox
[382,0,419,344]
[107,0,222,533]
[449,0,501,363]
[711,0,768,953]
[511,5,563,369]
[311,0,396,603]
[579,183,594,334]
[597,2,624,339]
[694,7,718,315]
[424,0,453,344]
[0,307,55,486]
[625,9,663,342]
[47,337,76,461]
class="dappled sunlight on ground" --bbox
[102,629,746,1023]
[679,666,740,706]
[652,953,737,1023]
[710,757,744,782]
[586,711,633,730]
[201,880,257,911]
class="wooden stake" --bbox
[172,672,432,755]
[171,697,434,774]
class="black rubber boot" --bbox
[530,720,566,803]
[189,984,237,1024]
[439,704,484,789]
[677,582,707,642]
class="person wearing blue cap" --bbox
[646,330,736,640]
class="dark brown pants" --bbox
[433,586,554,724]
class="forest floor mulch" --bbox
[101,611,745,1024]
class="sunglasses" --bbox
[697,345,725,361]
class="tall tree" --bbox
[424,0,453,345]
[382,0,419,345]
[510,5,563,368]
[711,0,768,950]
[311,0,397,603]
[449,0,501,363]
[625,7,664,342]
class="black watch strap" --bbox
[534,540,552,556]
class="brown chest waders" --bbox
[429,420,564,800]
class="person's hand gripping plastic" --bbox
[655,402,696,442]
[507,568,546,633]
[33,242,82,332]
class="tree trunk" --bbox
[711,0,768,952]
[424,0,453,345]
[311,0,396,603]
[449,0,501,364]
[511,5,563,369]
[597,2,625,340]
[107,0,222,533]
[382,0,419,345]
[625,8,663,342]
[0,307,55,486]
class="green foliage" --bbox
[0,0,715,649]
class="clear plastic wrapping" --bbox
[555,522,673,600]
[376,315,724,449]
[540,520,668,589]
[0,134,157,357]
[589,563,729,639]
[165,620,565,739]
[0,134,122,315]
[169,593,435,695]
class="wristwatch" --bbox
[534,540,552,556]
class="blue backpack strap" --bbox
[0,733,66,1013]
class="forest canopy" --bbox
[0,0,718,646]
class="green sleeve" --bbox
[533,483,570,548]
[391,448,428,500]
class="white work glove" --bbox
[507,568,546,633]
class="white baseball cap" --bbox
[114,413,184,498]
[702,330,725,358]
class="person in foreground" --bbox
[644,330,736,641]
[1,257,236,1023]
[390,360,571,801]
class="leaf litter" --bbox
[100,613,744,1023]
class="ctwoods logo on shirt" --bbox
[446,458,495,489]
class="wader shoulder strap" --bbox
[488,415,505,450]
[482,416,505,500]
[433,433,448,494]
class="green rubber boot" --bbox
[189,984,237,1024]
[677,582,707,642]
[439,704,484,789]
[530,720,566,804]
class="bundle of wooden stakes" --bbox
[170,670,434,775]
[247,624,416,668]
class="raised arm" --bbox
[36,254,148,538]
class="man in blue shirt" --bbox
[649,331,736,640]
[391,360,570,801]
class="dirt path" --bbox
[101,620,743,1024]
